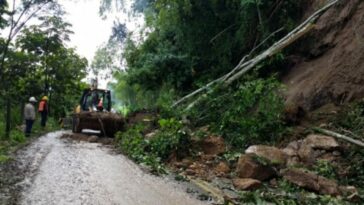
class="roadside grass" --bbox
[0,117,59,164]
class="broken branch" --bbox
[172,0,340,108]
[313,127,364,148]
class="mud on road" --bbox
[0,131,208,205]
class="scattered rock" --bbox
[185,169,196,175]
[232,178,262,190]
[200,136,226,155]
[304,134,340,150]
[318,176,340,196]
[297,134,340,163]
[319,153,336,162]
[286,156,301,167]
[283,140,302,157]
[214,162,230,176]
[236,154,275,181]
[333,151,341,156]
[88,135,99,143]
[173,158,194,169]
[200,154,215,161]
[297,143,316,163]
[245,145,287,165]
[145,131,158,139]
[182,158,193,166]
[281,168,320,191]
[222,189,240,202]
[281,168,340,196]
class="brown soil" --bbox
[61,133,114,145]
[126,109,159,134]
[284,0,364,111]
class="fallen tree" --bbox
[172,0,341,108]
[313,127,364,148]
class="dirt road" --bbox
[0,131,208,205]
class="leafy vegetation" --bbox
[116,118,190,174]
[188,77,285,149]
[237,183,348,205]
[0,0,88,139]
[334,100,364,137]
[0,115,59,163]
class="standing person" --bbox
[38,96,49,128]
[24,97,37,137]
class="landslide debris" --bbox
[166,127,362,203]
[284,0,364,110]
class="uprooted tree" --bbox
[172,0,340,110]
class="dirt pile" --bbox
[170,131,361,202]
[284,0,364,111]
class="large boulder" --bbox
[232,178,262,190]
[281,168,340,196]
[297,134,340,163]
[199,136,226,155]
[304,134,340,150]
[245,145,288,165]
[236,154,275,181]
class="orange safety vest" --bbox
[38,100,46,112]
[97,98,103,108]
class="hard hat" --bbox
[42,96,49,101]
[29,97,37,102]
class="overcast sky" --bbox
[61,0,116,62]
[60,0,144,88]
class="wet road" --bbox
[1,131,206,205]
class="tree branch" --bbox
[209,24,236,44]
[313,127,364,147]
[172,0,340,108]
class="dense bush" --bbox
[189,77,285,149]
[334,100,364,136]
[149,118,189,160]
[116,118,190,174]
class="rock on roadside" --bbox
[232,178,262,190]
[236,154,275,181]
[245,145,288,165]
[281,168,340,196]
[199,136,226,155]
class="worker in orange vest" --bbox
[38,96,49,128]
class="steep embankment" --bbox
[284,0,364,111]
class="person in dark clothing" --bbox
[24,97,37,137]
[38,96,49,128]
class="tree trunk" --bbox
[5,98,11,138]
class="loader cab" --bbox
[80,88,111,112]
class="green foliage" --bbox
[149,118,189,160]
[9,130,26,145]
[313,160,336,180]
[334,101,364,137]
[117,124,147,161]
[116,118,190,174]
[237,181,349,205]
[110,71,178,115]
[189,77,285,149]
[342,147,364,189]
[121,0,303,94]
[0,154,10,164]
[116,124,166,174]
